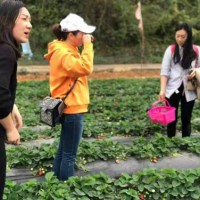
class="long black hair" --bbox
[0,0,25,59]
[173,23,197,69]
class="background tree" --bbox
[22,0,200,64]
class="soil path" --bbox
[18,69,160,81]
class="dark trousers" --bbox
[0,126,6,200]
[166,84,195,138]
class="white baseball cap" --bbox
[60,13,96,34]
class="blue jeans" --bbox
[53,113,84,180]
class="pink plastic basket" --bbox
[147,99,176,125]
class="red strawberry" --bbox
[140,194,145,200]
[38,170,43,176]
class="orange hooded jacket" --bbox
[44,40,94,114]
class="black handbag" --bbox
[40,79,77,127]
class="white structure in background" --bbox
[21,41,33,60]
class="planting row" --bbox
[7,134,200,172]
[16,79,200,141]
[4,168,200,200]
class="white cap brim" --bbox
[79,24,96,34]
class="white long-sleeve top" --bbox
[160,45,200,102]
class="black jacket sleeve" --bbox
[0,43,17,119]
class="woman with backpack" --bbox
[159,23,200,138]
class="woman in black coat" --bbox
[0,1,32,199]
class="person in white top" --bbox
[159,23,200,137]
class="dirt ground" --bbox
[18,69,160,81]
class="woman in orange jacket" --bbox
[44,13,96,180]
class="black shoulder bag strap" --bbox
[50,78,78,99]
[57,78,78,117]
[62,78,78,101]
